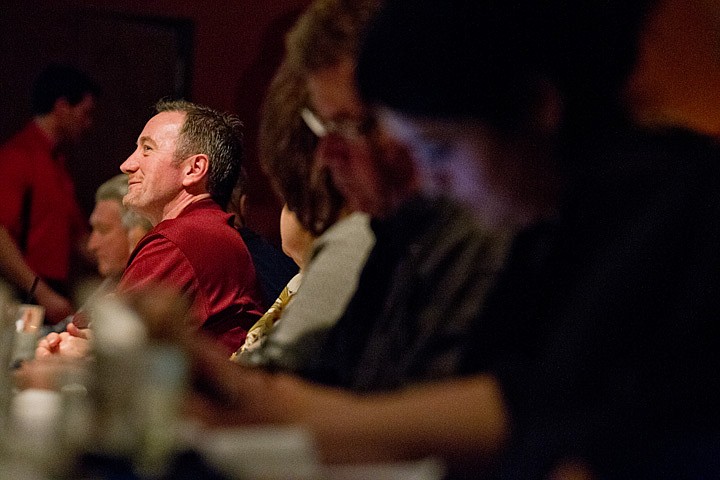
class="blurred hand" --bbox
[66,322,91,339]
[183,334,301,427]
[14,356,86,391]
[36,325,92,359]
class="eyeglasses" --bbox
[300,107,375,141]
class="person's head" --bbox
[359,0,657,135]
[123,210,153,254]
[279,204,315,269]
[284,0,418,218]
[89,174,151,278]
[227,166,250,230]
[357,0,659,227]
[31,63,100,144]
[259,61,345,235]
[120,99,244,224]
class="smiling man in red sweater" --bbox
[115,100,264,354]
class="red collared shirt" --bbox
[119,199,265,354]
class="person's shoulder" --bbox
[127,229,176,261]
[0,122,48,153]
[646,130,720,197]
[568,128,720,211]
[333,211,371,229]
[319,212,373,241]
[0,125,28,154]
[408,196,512,273]
[313,212,375,257]
[587,127,720,179]
[403,195,502,247]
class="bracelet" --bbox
[26,275,40,303]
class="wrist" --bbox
[26,275,40,301]
[31,278,51,302]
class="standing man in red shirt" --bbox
[0,64,100,324]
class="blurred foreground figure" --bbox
[243,56,375,369]
[280,0,511,389]
[186,0,720,478]
[9,286,208,479]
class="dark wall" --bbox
[4,0,719,246]
[1,0,310,244]
[628,0,720,137]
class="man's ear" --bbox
[53,97,72,116]
[182,154,209,188]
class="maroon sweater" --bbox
[119,198,264,354]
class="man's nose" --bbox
[120,152,138,173]
[87,231,100,252]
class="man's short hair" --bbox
[31,63,100,115]
[154,99,245,209]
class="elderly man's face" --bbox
[87,199,131,278]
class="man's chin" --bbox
[122,196,140,209]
